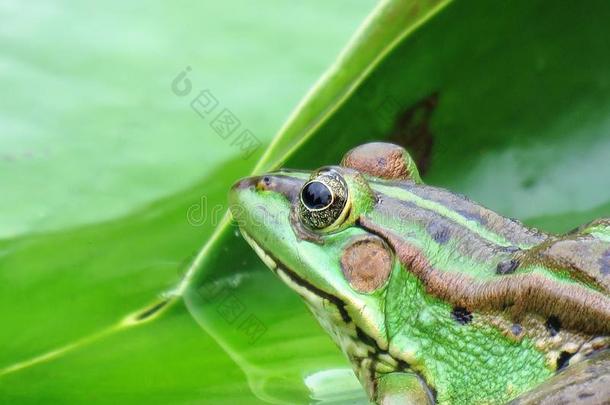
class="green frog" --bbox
[229,142,610,404]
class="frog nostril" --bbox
[256,175,273,191]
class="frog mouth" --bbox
[239,229,352,323]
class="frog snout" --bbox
[231,176,261,192]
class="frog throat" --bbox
[239,230,431,398]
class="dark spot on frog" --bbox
[511,323,523,336]
[578,392,595,399]
[546,315,561,336]
[388,92,439,176]
[426,221,451,244]
[496,259,520,275]
[599,249,610,276]
[451,306,473,325]
[556,351,574,371]
[501,300,515,310]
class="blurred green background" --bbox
[0,0,373,238]
[0,1,373,403]
[2,0,610,403]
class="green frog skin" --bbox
[229,142,610,405]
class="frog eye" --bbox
[298,170,349,231]
[301,181,333,210]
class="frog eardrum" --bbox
[298,169,350,231]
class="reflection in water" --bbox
[184,266,367,404]
[305,368,370,404]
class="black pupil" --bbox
[302,181,332,210]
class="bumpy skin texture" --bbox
[229,143,610,405]
[341,142,422,183]
[384,262,550,404]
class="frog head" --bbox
[229,143,422,394]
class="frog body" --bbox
[229,142,610,404]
